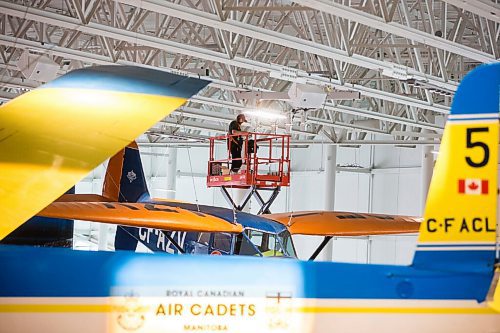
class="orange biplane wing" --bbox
[265,211,421,236]
[39,202,243,234]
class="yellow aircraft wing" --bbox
[265,211,421,236]
[0,66,208,240]
[38,202,243,234]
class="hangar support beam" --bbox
[322,145,337,261]
[0,1,454,114]
[111,0,459,91]
[0,45,444,135]
[293,0,497,63]
[439,0,500,24]
[307,145,337,261]
[165,148,178,200]
[421,144,434,214]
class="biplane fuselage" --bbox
[123,200,297,258]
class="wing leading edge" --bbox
[39,202,243,234]
[0,66,208,240]
[265,211,421,236]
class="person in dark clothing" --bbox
[228,114,247,172]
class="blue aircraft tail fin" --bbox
[107,143,194,253]
[104,142,150,251]
[103,141,150,203]
[412,63,499,273]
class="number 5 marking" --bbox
[465,127,489,168]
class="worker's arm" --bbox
[231,129,247,135]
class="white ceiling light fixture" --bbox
[236,83,361,110]
[244,108,287,120]
[17,50,59,82]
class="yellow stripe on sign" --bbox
[0,87,187,240]
[2,302,497,315]
[0,304,113,313]
[295,306,499,315]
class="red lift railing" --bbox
[207,132,291,189]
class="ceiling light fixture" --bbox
[244,109,287,120]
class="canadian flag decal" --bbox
[458,179,488,195]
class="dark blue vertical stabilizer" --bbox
[113,144,150,251]
[118,145,150,202]
[111,144,196,254]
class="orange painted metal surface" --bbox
[101,146,125,201]
[39,202,243,233]
[102,141,139,201]
[264,211,422,236]
[55,194,111,202]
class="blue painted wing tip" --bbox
[43,65,210,99]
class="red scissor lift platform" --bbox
[207,132,290,213]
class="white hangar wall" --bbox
[75,143,430,264]
[284,143,424,264]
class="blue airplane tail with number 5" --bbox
[412,64,499,276]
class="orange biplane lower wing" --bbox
[265,211,421,236]
[39,202,243,234]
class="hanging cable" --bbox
[186,146,200,212]
[152,146,168,199]
[230,184,238,224]
[395,148,401,213]
[287,210,294,228]
[180,115,200,212]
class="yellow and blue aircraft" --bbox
[1,63,500,332]
[0,65,209,243]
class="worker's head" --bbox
[237,114,247,124]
